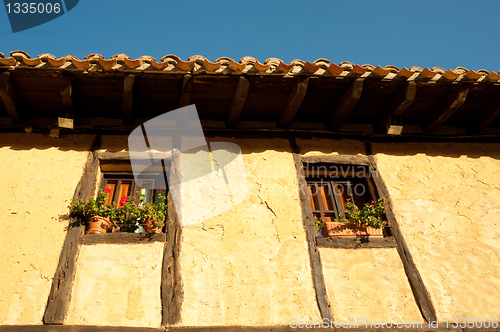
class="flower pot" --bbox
[142,217,162,234]
[324,221,383,238]
[86,216,112,234]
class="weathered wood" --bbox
[367,155,437,323]
[290,139,332,320]
[377,81,417,130]
[0,71,22,123]
[226,76,250,127]
[302,154,370,166]
[162,190,183,326]
[425,85,469,131]
[179,74,192,108]
[83,233,166,245]
[123,75,135,126]
[470,97,500,132]
[330,78,364,129]
[43,136,102,325]
[0,324,493,332]
[278,78,309,127]
[317,236,397,249]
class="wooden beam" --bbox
[0,71,22,123]
[470,97,500,132]
[83,233,166,245]
[43,135,102,325]
[161,188,183,326]
[278,78,309,127]
[122,74,135,126]
[377,81,417,130]
[179,74,192,108]
[330,78,364,129]
[425,84,469,131]
[226,76,250,127]
[60,74,73,110]
[367,155,437,323]
[290,139,332,321]
[317,236,397,249]
[302,154,370,166]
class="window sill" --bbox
[82,232,166,245]
[316,236,397,249]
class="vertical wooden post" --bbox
[289,139,332,320]
[43,135,102,325]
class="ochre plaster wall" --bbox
[373,142,500,320]
[319,248,421,322]
[0,133,94,324]
[65,243,163,327]
[179,138,320,326]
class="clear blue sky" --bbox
[1,0,499,72]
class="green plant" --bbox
[314,215,325,231]
[116,190,167,231]
[335,197,388,229]
[69,188,115,221]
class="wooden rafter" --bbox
[278,77,309,127]
[425,84,469,131]
[226,76,250,127]
[377,81,417,130]
[179,74,192,108]
[470,97,500,132]
[0,71,22,123]
[122,74,135,126]
[330,78,364,129]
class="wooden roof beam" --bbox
[377,81,417,130]
[122,74,135,126]
[330,78,364,129]
[179,74,192,108]
[278,77,309,127]
[469,97,500,133]
[0,72,22,123]
[425,84,469,132]
[226,76,250,127]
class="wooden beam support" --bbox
[290,139,332,321]
[425,84,469,132]
[60,74,73,111]
[330,78,364,129]
[226,76,250,127]
[470,97,500,132]
[367,155,437,323]
[278,78,309,127]
[0,71,22,123]
[43,136,102,325]
[377,81,417,130]
[317,236,397,249]
[122,74,135,126]
[83,233,166,245]
[161,188,183,326]
[179,74,192,108]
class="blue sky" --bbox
[1,0,499,71]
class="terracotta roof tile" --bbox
[0,51,498,84]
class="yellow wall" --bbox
[0,133,94,324]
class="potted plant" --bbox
[69,188,116,234]
[314,216,325,239]
[116,190,167,233]
[327,197,389,238]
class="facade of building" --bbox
[1,51,499,331]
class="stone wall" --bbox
[0,133,94,324]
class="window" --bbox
[305,163,391,238]
[100,172,167,233]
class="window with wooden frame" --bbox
[99,155,169,233]
[305,163,391,238]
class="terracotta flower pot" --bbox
[142,217,162,234]
[86,216,112,234]
[324,221,383,238]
